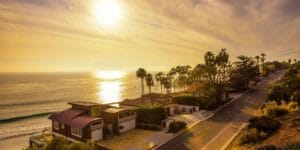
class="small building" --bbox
[171,83,204,97]
[48,101,136,143]
[120,93,179,116]
[49,102,104,142]
[120,92,201,116]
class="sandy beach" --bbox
[0,135,30,150]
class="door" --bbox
[91,124,103,141]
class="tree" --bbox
[136,68,147,96]
[155,72,164,94]
[255,55,260,66]
[161,76,172,94]
[168,67,177,92]
[260,53,266,75]
[230,55,258,90]
[145,73,154,94]
[175,65,191,89]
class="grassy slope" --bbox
[227,110,300,150]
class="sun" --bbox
[93,0,122,27]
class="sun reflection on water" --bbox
[95,71,124,104]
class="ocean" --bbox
[0,72,168,140]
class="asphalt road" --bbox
[155,70,286,150]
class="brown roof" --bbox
[184,83,203,93]
[49,108,102,128]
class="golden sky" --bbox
[0,0,299,72]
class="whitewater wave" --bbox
[0,112,55,124]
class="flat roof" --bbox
[103,107,129,113]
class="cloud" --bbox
[0,0,299,71]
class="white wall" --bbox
[119,119,136,133]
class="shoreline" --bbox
[0,134,30,150]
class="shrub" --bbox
[135,104,167,125]
[256,144,277,150]
[172,96,201,106]
[267,107,288,118]
[136,123,161,130]
[248,116,280,134]
[67,142,92,150]
[43,137,70,150]
[237,128,261,145]
[168,121,187,133]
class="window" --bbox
[53,121,59,130]
[71,127,82,137]
[119,111,131,119]
[60,123,65,129]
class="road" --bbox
[155,70,286,150]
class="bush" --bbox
[67,142,92,150]
[256,144,277,150]
[136,123,161,130]
[168,121,186,133]
[238,128,261,145]
[267,108,288,118]
[172,96,201,106]
[43,137,70,150]
[248,116,280,134]
[135,104,166,125]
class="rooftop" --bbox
[49,108,102,128]
[103,107,128,113]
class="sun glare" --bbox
[96,70,124,79]
[93,0,122,27]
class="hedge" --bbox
[135,104,167,125]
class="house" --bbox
[49,101,104,142]
[120,93,200,116]
[48,101,136,143]
[120,93,179,116]
[171,83,204,97]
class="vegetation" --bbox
[229,55,258,91]
[168,121,187,133]
[136,68,147,96]
[145,73,154,93]
[41,137,92,150]
[266,62,299,104]
[135,104,167,125]
[248,116,280,134]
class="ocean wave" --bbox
[0,112,56,124]
[0,99,71,107]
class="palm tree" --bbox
[155,72,164,94]
[288,59,292,67]
[255,55,260,74]
[260,53,266,75]
[254,55,260,66]
[145,73,154,94]
[161,76,172,94]
[293,59,297,64]
[168,67,177,92]
[136,68,147,96]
